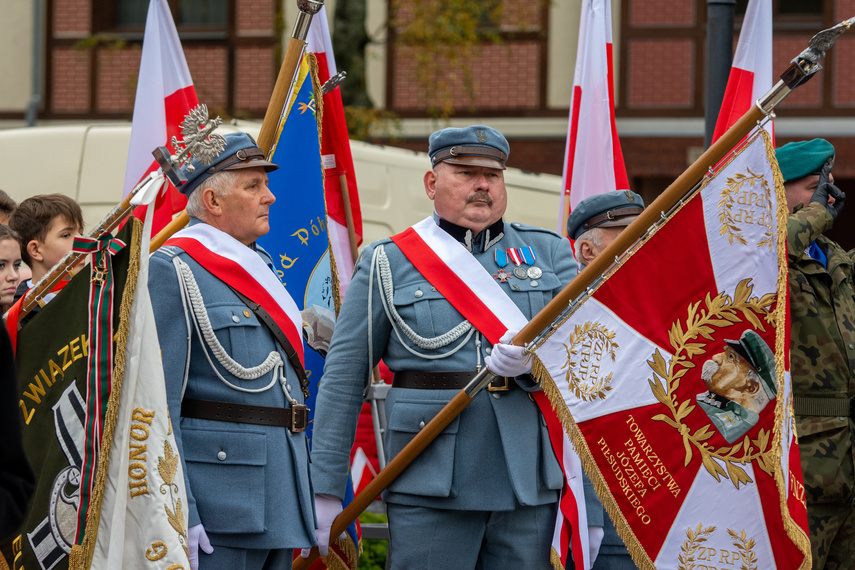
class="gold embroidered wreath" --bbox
[717,167,774,250]
[678,524,757,570]
[647,278,776,489]
[561,322,617,402]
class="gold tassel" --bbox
[321,535,361,570]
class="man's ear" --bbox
[27,240,44,263]
[424,169,438,200]
[578,240,598,266]
[200,188,222,217]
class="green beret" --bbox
[774,139,834,184]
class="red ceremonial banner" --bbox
[531,130,810,569]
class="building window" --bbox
[105,0,228,32]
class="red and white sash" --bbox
[391,217,589,569]
[391,217,527,343]
[165,224,305,366]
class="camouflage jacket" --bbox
[787,201,855,505]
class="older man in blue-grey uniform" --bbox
[149,132,316,570]
[566,190,645,569]
[308,125,577,569]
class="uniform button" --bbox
[217,451,227,461]
[414,290,424,298]
[492,393,501,399]
[485,347,492,355]
[231,315,240,323]
[431,287,437,292]
[418,421,426,429]
[849,343,854,349]
[243,310,251,318]
[530,280,538,287]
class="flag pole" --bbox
[560,193,570,238]
[338,174,359,262]
[292,18,854,568]
[148,0,325,252]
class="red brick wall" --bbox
[236,0,275,36]
[185,46,230,113]
[629,0,696,27]
[392,42,540,111]
[96,48,142,112]
[832,38,855,107]
[51,48,90,112]
[235,46,275,111]
[835,0,855,21]
[53,0,91,36]
[626,39,695,108]
[500,0,543,31]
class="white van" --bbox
[0,121,563,244]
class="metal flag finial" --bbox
[780,18,854,90]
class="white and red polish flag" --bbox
[350,446,377,496]
[122,0,198,234]
[306,7,363,295]
[559,0,629,235]
[532,130,810,569]
[712,0,774,144]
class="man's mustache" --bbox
[467,192,493,206]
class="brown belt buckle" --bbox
[290,404,309,432]
[487,376,510,392]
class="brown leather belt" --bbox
[181,398,308,432]
[392,370,516,392]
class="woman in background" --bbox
[0,224,22,313]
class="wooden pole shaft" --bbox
[150,210,189,252]
[257,37,308,156]
[338,174,360,263]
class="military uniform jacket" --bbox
[787,202,855,506]
[311,218,577,510]
[149,230,315,550]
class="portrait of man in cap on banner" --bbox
[696,330,778,444]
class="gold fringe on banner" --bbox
[762,131,813,567]
[322,534,361,570]
[305,53,343,317]
[71,219,143,570]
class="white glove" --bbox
[300,494,346,558]
[188,523,213,570]
[485,330,531,377]
[588,525,604,566]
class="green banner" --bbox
[1,220,140,570]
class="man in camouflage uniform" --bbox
[776,139,855,569]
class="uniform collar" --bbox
[436,216,505,253]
